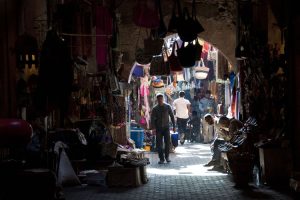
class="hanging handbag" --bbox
[132,63,144,77]
[176,42,197,67]
[135,29,152,64]
[167,0,182,33]
[157,0,167,38]
[177,7,198,42]
[192,0,205,34]
[133,0,160,29]
[150,45,170,76]
[194,39,203,61]
[194,59,209,80]
[168,41,183,72]
[144,30,164,56]
[149,55,170,76]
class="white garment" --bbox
[183,68,191,82]
[202,118,214,143]
[173,97,191,119]
[224,80,231,107]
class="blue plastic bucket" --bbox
[130,127,144,148]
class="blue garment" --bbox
[177,118,188,140]
[184,89,192,102]
[199,97,216,117]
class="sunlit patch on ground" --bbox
[145,142,227,176]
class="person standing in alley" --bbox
[173,91,191,145]
[151,93,176,164]
[199,90,217,143]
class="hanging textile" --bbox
[207,60,215,81]
[217,51,228,80]
[230,75,238,119]
[141,76,151,129]
[201,42,210,66]
[37,30,73,115]
[96,5,112,71]
[236,73,241,120]
[183,68,192,82]
[56,3,92,58]
[224,80,231,108]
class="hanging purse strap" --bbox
[192,0,197,19]
[135,27,142,50]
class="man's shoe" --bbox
[158,160,164,164]
[180,133,185,144]
[165,158,171,163]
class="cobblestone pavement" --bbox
[64,143,295,200]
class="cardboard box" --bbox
[106,167,142,187]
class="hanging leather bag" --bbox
[167,0,182,33]
[168,41,183,72]
[176,42,197,68]
[177,7,198,42]
[150,45,170,76]
[192,0,205,34]
[135,29,152,64]
[194,39,203,61]
[144,30,164,56]
[157,0,167,38]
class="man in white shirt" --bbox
[173,91,191,144]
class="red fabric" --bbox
[203,42,210,52]
[231,80,237,118]
[0,119,32,147]
[96,5,112,71]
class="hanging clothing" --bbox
[183,68,192,82]
[140,76,151,128]
[37,30,73,115]
[207,60,215,81]
[224,80,231,108]
[230,76,238,119]
[96,5,113,71]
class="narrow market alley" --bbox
[64,143,294,200]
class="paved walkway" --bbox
[64,143,295,200]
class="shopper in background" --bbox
[191,89,204,118]
[199,90,217,143]
[173,91,191,145]
[151,93,176,164]
[187,111,201,143]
